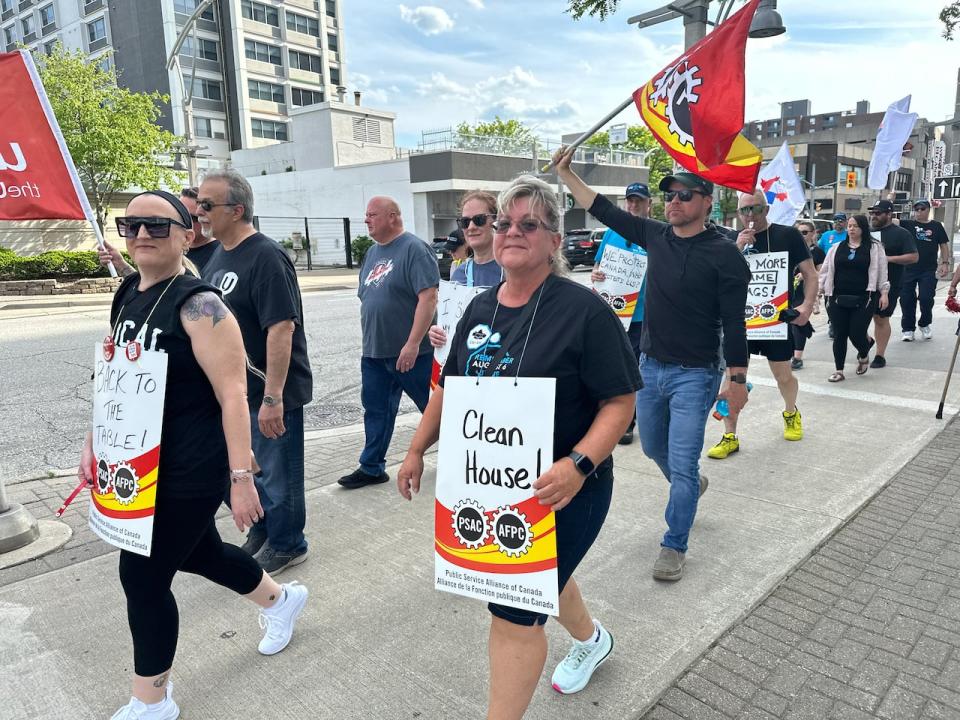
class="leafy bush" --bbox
[351,234,373,265]
[0,249,116,281]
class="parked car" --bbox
[562,228,605,268]
[432,238,454,280]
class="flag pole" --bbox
[540,96,635,173]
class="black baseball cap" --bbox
[868,200,895,213]
[832,213,847,222]
[659,172,714,195]
[625,182,651,199]
[913,199,931,209]
[444,228,465,252]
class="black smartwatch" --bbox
[729,372,747,385]
[568,451,595,477]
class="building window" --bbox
[291,86,323,107]
[327,32,338,52]
[244,39,281,65]
[325,0,336,17]
[174,0,214,19]
[248,78,284,103]
[96,55,111,72]
[21,15,35,35]
[241,0,279,27]
[43,38,58,54]
[252,118,288,141]
[786,130,795,137]
[86,16,105,43]
[3,24,15,46]
[845,122,853,128]
[39,4,55,28]
[330,67,340,85]
[809,117,816,125]
[181,36,218,61]
[288,48,321,73]
[786,118,796,127]
[194,116,227,140]
[286,10,319,36]
[191,77,222,101]
[0,0,12,13]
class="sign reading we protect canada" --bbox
[594,244,647,329]
[88,343,167,557]
[435,377,558,616]
[745,251,789,340]
[431,280,486,392]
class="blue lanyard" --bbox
[466,259,474,288]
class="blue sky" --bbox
[341,1,958,149]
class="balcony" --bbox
[18,0,31,11]
[288,66,319,84]
[22,30,35,42]
[89,36,107,51]
[285,28,320,49]
[41,22,56,37]
[83,0,103,14]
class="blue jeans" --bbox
[359,353,432,475]
[250,405,307,554]
[900,266,938,331]
[636,354,723,554]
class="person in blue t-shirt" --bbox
[818,213,848,254]
[591,181,650,445]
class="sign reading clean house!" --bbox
[434,377,559,616]
[745,251,789,340]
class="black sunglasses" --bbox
[494,217,551,234]
[198,200,239,212]
[799,229,812,235]
[116,216,190,238]
[663,189,708,203]
[456,213,496,230]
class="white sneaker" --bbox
[550,620,613,694]
[902,331,915,342]
[920,325,933,340]
[110,682,179,720]
[258,581,308,655]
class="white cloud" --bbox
[398,5,455,35]
[486,97,581,120]
[415,72,472,99]
[465,0,484,8]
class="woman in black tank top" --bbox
[77,191,308,719]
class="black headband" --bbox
[133,190,194,228]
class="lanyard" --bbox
[476,275,550,385]
[105,274,180,361]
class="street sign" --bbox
[609,123,628,145]
[933,176,960,201]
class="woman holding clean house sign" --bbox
[398,175,640,718]
[77,191,307,720]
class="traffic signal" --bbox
[846,171,856,189]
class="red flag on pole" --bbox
[634,0,763,192]
[0,50,89,221]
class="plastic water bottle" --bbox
[713,382,753,420]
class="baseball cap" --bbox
[868,200,895,213]
[832,213,847,222]
[658,172,714,196]
[913,199,931,209]
[444,228,465,252]
[625,182,651,199]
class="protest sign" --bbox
[746,251,789,340]
[434,376,558,616]
[88,343,168,556]
[594,243,648,329]
[431,280,486,391]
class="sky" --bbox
[340,0,959,149]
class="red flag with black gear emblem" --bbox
[634,0,763,192]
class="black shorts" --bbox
[875,290,899,318]
[488,461,613,627]
[747,336,795,363]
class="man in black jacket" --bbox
[555,149,750,582]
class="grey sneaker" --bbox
[257,547,308,575]
[699,474,709,498]
[652,547,685,581]
[241,528,267,557]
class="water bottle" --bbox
[713,382,753,420]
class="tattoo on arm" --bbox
[183,292,229,327]
[153,672,169,688]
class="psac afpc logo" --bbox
[0,143,27,172]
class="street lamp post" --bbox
[628,0,785,49]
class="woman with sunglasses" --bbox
[398,176,639,717]
[79,191,307,720]
[818,214,889,382]
[789,220,826,370]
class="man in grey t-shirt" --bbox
[340,196,440,489]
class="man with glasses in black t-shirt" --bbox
[868,200,918,367]
[898,199,951,341]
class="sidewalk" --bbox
[2,294,959,719]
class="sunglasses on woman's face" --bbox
[456,213,496,230]
[494,217,550,234]
[116,216,190,239]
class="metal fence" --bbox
[252,216,365,270]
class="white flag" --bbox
[867,95,917,190]
[758,142,806,226]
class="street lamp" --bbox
[748,0,786,39]
[628,0,785,49]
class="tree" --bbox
[455,116,537,156]
[457,116,535,140]
[583,124,673,196]
[943,1,959,39]
[37,46,183,231]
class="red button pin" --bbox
[125,342,142,361]
[103,336,115,361]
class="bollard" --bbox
[0,478,40,554]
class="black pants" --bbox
[625,321,643,432]
[118,491,264,676]
[826,296,875,371]
[791,323,810,352]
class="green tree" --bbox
[37,46,183,231]
[456,116,535,141]
[583,125,673,196]
[456,116,537,156]
[943,1,960,39]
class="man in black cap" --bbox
[555,148,751,583]
[868,200,918,367]
[898,199,951,341]
[590,182,651,445]
[818,213,848,255]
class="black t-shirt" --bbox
[109,273,228,498]
[793,245,825,305]
[878,224,918,289]
[204,233,313,410]
[589,195,751,368]
[186,239,221,276]
[900,220,949,272]
[440,276,641,464]
[832,241,872,295]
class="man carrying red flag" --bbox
[555,149,750,582]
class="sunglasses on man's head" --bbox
[456,213,496,230]
[197,199,238,212]
[116,216,190,239]
[738,205,765,215]
[663,189,707,203]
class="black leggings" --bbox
[826,296,875,371]
[118,491,263,676]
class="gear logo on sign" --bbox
[745,305,758,321]
[648,58,702,149]
[759,303,778,321]
[451,499,488,549]
[96,458,111,495]
[111,462,140,506]
[491,506,533,557]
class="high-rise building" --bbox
[2,0,345,170]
